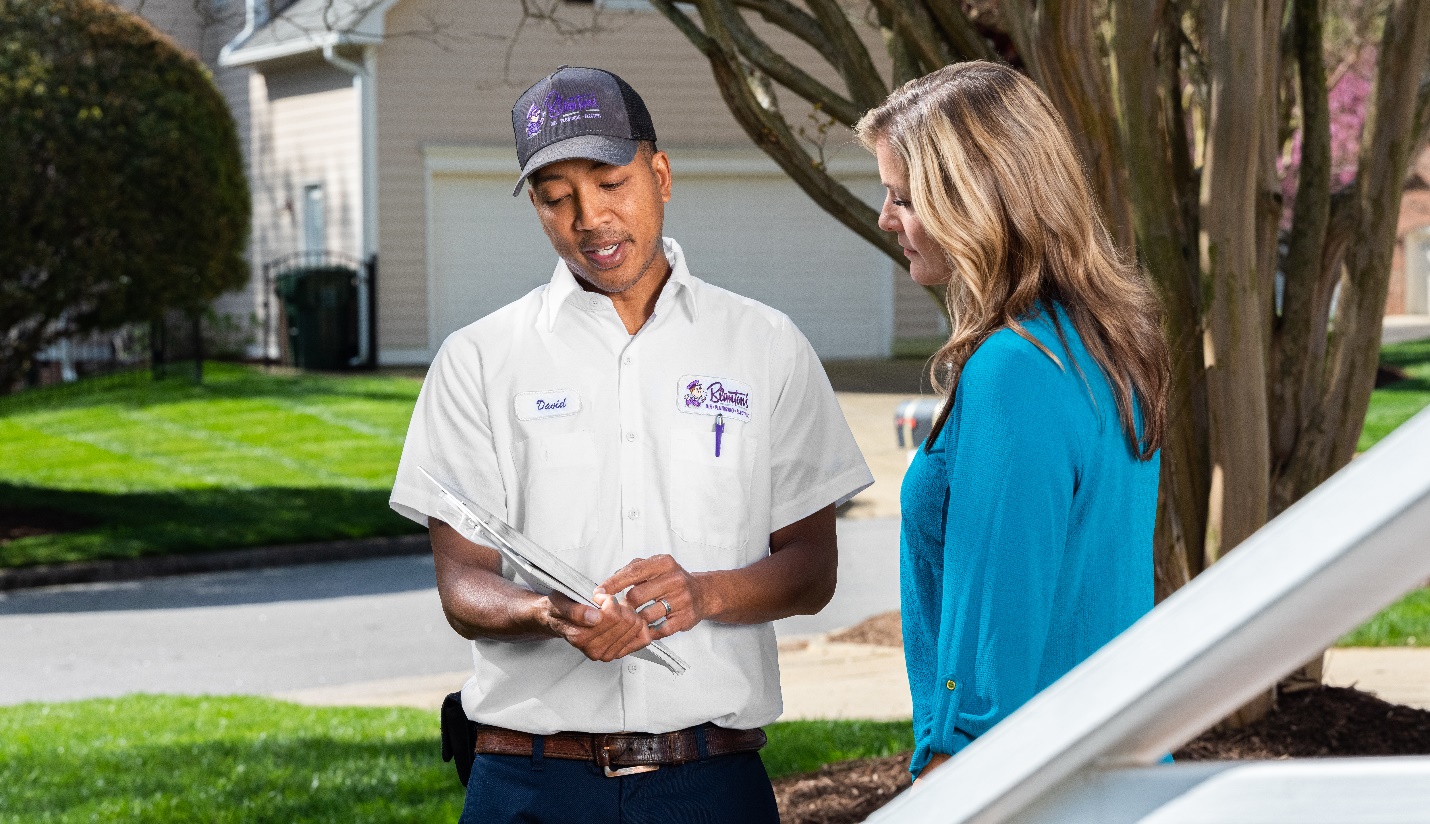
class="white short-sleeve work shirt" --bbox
[390,237,873,735]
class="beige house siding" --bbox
[373,0,889,354]
[250,61,363,262]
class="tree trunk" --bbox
[1109,0,1208,596]
[1199,0,1271,564]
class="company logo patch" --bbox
[515,389,582,421]
[677,375,751,422]
[540,90,602,131]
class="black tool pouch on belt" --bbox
[439,691,478,787]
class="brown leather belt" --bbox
[473,724,767,777]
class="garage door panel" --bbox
[430,173,553,346]
[428,171,892,359]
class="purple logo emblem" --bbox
[542,90,602,129]
[684,380,706,408]
[678,374,752,422]
[525,102,544,137]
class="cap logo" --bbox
[543,90,602,130]
[525,102,544,137]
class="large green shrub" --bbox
[0,0,249,392]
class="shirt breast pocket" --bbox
[669,425,755,552]
[512,430,599,552]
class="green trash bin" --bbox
[274,266,359,370]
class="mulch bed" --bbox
[0,506,95,543]
[774,754,912,824]
[775,612,1430,824]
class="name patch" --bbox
[677,374,752,422]
[515,389,582,421]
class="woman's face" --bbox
[875,139,952,287]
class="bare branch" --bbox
[1269,0,1334,514]
[651,0,901,264]
[867,0,953,74]
[874,1,920,89]
[919,0,997,62]
[707,1,865,127]
[733,0,841,66]
[803,0,889,107]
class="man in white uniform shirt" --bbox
[390,66,872,823]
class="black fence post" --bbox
[367,253,379,370]
[191,312,204,385]
[150,317,166,381]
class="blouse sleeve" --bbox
[918,336,1081,771]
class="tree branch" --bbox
[707,0,865,127]
[918,0,997,63]
[1318,0,1430,472]
[1269,0,1333,514]
[650,0,902,265]
[804,0,889,108]
[867,0,952,74]
[874,1,921,89]
[733,0,841,65]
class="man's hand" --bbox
[594,554,708,657]
[534,589,650,663]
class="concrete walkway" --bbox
[1383,314,1430,345]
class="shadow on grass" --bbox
[0,483,423,569]
[0,363,422,417]
[1,731,460,823]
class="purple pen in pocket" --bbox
[714,414,725,457]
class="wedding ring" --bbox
[660,598,672,616]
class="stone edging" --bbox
[0,533,431,592]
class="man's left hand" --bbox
[595,554,707,657]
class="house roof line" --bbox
[219,0,400,68]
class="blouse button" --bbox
[945,680,957,690]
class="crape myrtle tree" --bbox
[0,0,249,392]
[648,0,1430,596]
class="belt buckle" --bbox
[603,764,660,778]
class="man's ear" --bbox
[528,185,538,208]
[649,149,672,204]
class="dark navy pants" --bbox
[457,746,780,824]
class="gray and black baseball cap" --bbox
[511,66,658,196]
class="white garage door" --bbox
[426,150,893,359]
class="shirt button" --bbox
[589,297,600,308]
[622,355,632,365]
[945,679,957,690]
[627,664,638,674]
[628,508,640,520]
[625,432,636,443]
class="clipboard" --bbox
[420,467,688,675]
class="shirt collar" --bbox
[539,237,699,332]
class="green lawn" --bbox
[1339,587,1430,647]
[0,364,424,568]
[1358,338,1430,451]
[0,696,912,823]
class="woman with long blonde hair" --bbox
[856,61,1169,783]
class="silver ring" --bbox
[660,598,672,617]
[647,616,668,630]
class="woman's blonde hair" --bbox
[856,61,1168,458]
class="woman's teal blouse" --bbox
[899,305,1160,777]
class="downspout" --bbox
[322,42,377,368]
